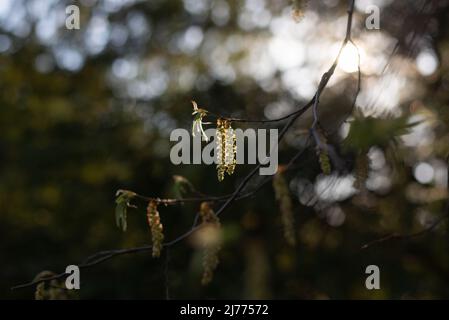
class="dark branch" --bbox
[360,211,449,250]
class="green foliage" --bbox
[114,190,136,232]
[344,115,418,151]
[171,175,195,199]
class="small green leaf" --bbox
[344,115,417,151]
[114,190,136,232]
[115,201,127,232]
[172,175,194,198]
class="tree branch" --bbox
[12,0,357,291]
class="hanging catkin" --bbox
[147,200,164,258]
[273,170,296,246]
[216,118,236,181]
[354,151,369,190]
[199,202,221,285]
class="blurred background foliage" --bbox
[1,0,449,299]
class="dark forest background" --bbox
[1,0,449,299]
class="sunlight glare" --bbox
[338,42,363,73]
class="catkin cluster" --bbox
[199,202,221,285]
[216,118,236,181]
[147,200,164,258]
[273,171,296,246]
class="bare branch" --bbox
[361,155,449,250]
[360,212,449,250]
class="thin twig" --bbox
[360,212,449,250]
[361,155,449,250]
[349,39,361,114]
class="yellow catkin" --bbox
[318,149,331,175]
[199,202,221,285]
[147,200,164,258]
[216,119,236,181]
[273,169,296,246]
[354,152,369,190]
